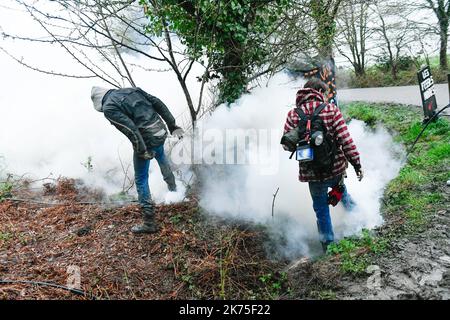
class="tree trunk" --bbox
[355,65,365,77]
[439,20,449,70]
[218,37,246,104]
[391,63,398,80]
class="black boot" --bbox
[131,208,159,234]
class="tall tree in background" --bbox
[423,0,450,70]
[286,0,345,104]
[373,1,415,80]
[336,0,373,77]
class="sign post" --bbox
[417,66,438,122]
[447,73,450,104]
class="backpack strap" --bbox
[312,103,327,119]
[296,103,327,120]
[295,107,308,121]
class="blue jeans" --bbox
[133,144,176,214]
[308,175,356,244]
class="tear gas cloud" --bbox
[175,73,405,257]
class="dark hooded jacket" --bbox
[96,87,178,154]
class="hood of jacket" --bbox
[91,86,111,112]
[295,88,325,107]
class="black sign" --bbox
[417,66,437,119]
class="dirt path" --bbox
[339,84,450,115]
[338,208,450,300]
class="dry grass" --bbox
[0,178,286,300]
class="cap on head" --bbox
[304,78,328,95]
[91,86,110,112]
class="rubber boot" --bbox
[131,209,159,234]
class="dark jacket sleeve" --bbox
[142,91,177,133]
[104,109,147,155]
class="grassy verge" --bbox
[324,103,449,277]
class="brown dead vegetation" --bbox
[0,178,287,300]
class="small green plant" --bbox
[310,289,337,300]
[0,231,13,243]
[259,272,288,299]
[169,214,183,224]
[108,191,134,202]
[0,180,13,201]
[181,273,200,295]
[327,229,389,275]
[361,229,389,254]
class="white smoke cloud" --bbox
[183,73,404,258]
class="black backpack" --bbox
[281,103,337,173]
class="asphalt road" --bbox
[339,84,450,115]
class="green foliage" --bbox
[375,55,416,73]
[258,271,288,299]
[140,0,291,103]
[0,179,13,201]
[108,191,134,202]
[0,232,12,242]
[361,229,389,254]
[310,0,337,57]
[344,105,383,126]
[327,229,389,275]
[169,213,183,224]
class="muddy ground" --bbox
[337,201,450,300]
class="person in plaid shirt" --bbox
[283,78,364,252]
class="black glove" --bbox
[354,165,364,181]
[138,151,155,160]
[170,125,184,139]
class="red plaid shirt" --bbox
[283,88,361,182]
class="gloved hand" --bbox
[355,167,364,181]
[172,127,184,139]
[139,151,155,160]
